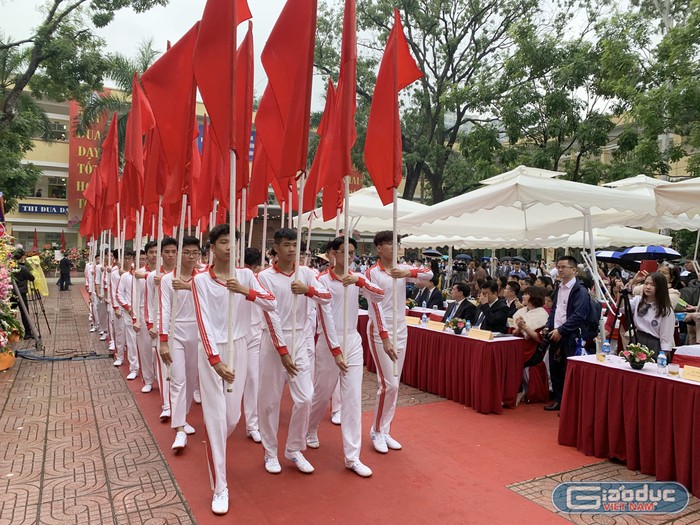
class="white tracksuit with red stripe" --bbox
[94,264,109,334]
[110,266,126,359]
[134,267,156,387]
[85,262,99,330]
[116,270,139,374]
[365,262,433,435]
[159,269,199,431]
[308,268,385,463]
[257,262,340,460]
[192,266,281,494]
[146,268,170,411]
[243,305,263,434]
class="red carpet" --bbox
[120,369,599,524]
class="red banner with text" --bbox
[67,98,109,226]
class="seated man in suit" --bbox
[475,280,509,333]
[412,278,428,305]
[442,283,477,324]
[423,278,445,310]
[504,281,522,318]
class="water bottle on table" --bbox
[422,301,427,309]
[421,312,428,327]
[465,320,471,335]
[657,350,667,374]
[599,339,611,363]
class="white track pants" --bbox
[96,300,108,333]
[90,293,100,329]
[309,333,363,462]
[110,309,126,359]
[154,337,170,411]
[169,325,199,429]
[243,327,262,432]
[136,328,156,386]
[199,337,248,494]
[123,316,139,374]
[258,331,313,459]
[367,320,407,435]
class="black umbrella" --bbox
[422,249,442,258]
[455,254,472,261]
[595,251,640,272]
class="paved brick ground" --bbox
[0,283,444,525]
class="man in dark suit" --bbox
[412,279,428,305]
[442,283,477,324]
[423,278,445,310]
[475,280,508,333]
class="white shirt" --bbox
[317,268,385,355]
[628,295,675,352]
[110,266,121,311]
[192,266,281,365]
[553,277,575,329]
[513,306,549,340]
[159,268,197,342]
[85,262,96,294]
[116,270,136,322]
[365,261,433,337]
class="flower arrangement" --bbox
[445,317,467,334]
[619,343,655,370]
[406,298,417,309]
[0,236,23,357]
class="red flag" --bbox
[193,0,252,164]
[121,74,155,215]
[142,128,169,212]
[79,201,96,239]
[258,0,317,186]
[98,113,120,233]
[305,79,336,212]
[141,23,199,205]
[32,228,38,251]
[364,9,423,206]
[193,117,219,221]
[60,230,66,251]
[235,22,254,196]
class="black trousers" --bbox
[57,272,71,291]
[11,293,32,337]
[549,340,576,403]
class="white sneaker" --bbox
[126,371,138,380]
[385,434,402,450]
[183,423,195,435]
[264,456,282,474]
[345,459,373,478]
[331,410,341,425]
[113,359,123,367]
[100,333,107,341]
[284,450,314,474]
[89,327,97,333]
[370,430,388,454]
[211,488,228,515]
[306,433,320,449]
[193,389,201,404]
[159,409,171,421]
[172,431,187,451]
[247,430,262,443]
[141,384,153,393]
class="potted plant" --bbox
[406,298,417,310]
[619,343,655,370]
[445,317,467,335]
[0,237,23,370]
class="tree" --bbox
[315,0,539,203]
[0,0,168,208]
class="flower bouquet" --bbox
[406,298,417,310]
[446,318,467,335]
[619,343,655,370]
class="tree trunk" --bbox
[402,163,422,201]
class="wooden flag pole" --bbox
[290,171,306,365]
[261,200,268,267]
[287,186,293,228]
[280,201,286,229]
[133,207,144,331]
[226,150,238,393]
[187,204,192,236]
[248,217,254,248]
[343,176,350,362]
[392,187,399,377]
[167,194,188,385]
[240,188,247,265]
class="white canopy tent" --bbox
[294,186,428,233]
[654,178,700,220]
[479,165,564,185]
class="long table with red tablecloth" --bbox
[357,311,525,414]
[558,354,700,498]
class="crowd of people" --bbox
[82,227,432,516]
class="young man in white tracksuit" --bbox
[94,252,109,341]
[365,231,433,453]
[110,250,127,366]
[243,247,264,444]
[84,257,98,333]
[133,241,158,393]
[307,236,386,477]
[145,237,178,420]
[116,250,140,380]
[257,228,341,476]
[191,224,283,516]
[159,236,201,452]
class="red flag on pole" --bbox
[258,0,317,186]
[98,113,120,234]
[32,228,38,251]
[141,23,199,205]
[60,230,66,251]
[235,21,254,197]
[142,128,169,213]
[193,0,252,164]
[305,79,336,213]
[364,9,423,206]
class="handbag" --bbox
[525,328,557,367]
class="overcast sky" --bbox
[1,0,329,108]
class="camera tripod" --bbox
[12,280,48,354]
[611,288,637,350]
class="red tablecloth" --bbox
[357,312,525,414]
[558,356,700,499]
